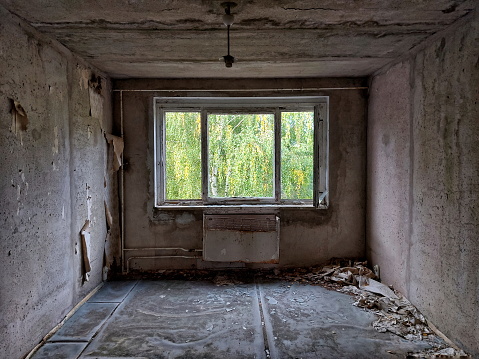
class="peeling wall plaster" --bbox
[0,6,118,359]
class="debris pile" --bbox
[271,259,471,359]
[212,274,244,286]
[407,347,470,359]
[121,261,470,358]
[268,259,377,290]
[344,283,431,339]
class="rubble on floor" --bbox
[212,273,245,286]
[121,259,470,358]
[269,259,471,359]
[407,347,470,359]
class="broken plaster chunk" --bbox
[89,74,102,93]
[77,66,90,90]
[104,231,113,268]
[10,99,28,134]
[359,277,398,299]
[104,200,113,229]
[105,133,124,172]
[102,266,109,281]
[80,220,92,280]
[89,87,104,129]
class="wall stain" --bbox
[31,129,41,140]
[435,37,446,61]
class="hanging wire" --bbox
[222,2,235,67]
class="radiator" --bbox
[203,214,280,263]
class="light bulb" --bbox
[223,13,234,26]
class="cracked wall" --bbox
[1,0,474,78]
[0,6,118,359]
[367,11,479,356]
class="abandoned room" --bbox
[1,0,478,358]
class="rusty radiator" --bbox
[203,214,280,263]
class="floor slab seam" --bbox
[47,340,90,343]
[88,280,140,304]
[48,303,120,343]
[77,280,140,357]
[255,279,278,359]
[72,301,125,359]
[127,280,140,295]
[26,283,105,359]
[29,342,89,359]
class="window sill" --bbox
[153,203,328,213]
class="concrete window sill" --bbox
[153,204,328,213]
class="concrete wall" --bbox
[367,11,479,356]
[114,78,367,271]
[0,7,118,359]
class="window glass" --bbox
[208,113,274,198]
[165,112,202,199]
[156,97,328,208]
[281,111,314,199]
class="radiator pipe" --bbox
[124,247,202,252]
[126,255,201,273]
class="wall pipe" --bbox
[126,255,201,273]
[120,90,125,273]
[112,87,367,92]
[124,247,202,252]
[118,89,203,272]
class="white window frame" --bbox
[154,96,329,208]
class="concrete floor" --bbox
[31,279,436,359]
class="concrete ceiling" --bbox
[1,0,476,78]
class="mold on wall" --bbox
[115,78,367,271]
[367,11,479,356]
[0,6,118,359]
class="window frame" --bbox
[154,96,329,209]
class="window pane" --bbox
[208,113,274,198]
[165,112,201,199]
[281,112,314,199]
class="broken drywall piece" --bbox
[80,220,92,281]
[104,200,113,229]
[105,133,124,172]
[89,87,104,129]
[10,99,28,134]
[359,277,398,299]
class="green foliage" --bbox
[164,111,314,200]
[208,113,274,197]
[165,112,202,199]
[281,112,314,199]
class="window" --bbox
[154,97,328,208]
